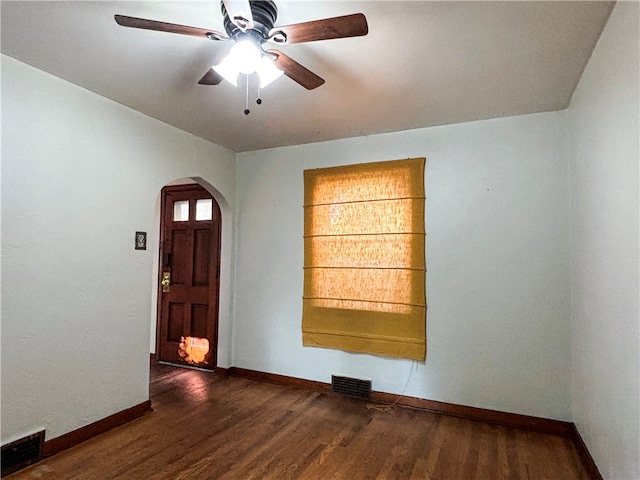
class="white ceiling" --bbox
[1,1,614,152]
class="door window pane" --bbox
[173,200,189,221]
[196,199,213,221]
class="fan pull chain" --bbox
[244,74,250,115]
[256,84,262,106]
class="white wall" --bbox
[235,111,572,420]
[567,2,640,478]
[1,55,237,443]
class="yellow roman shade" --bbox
[302,158,426,360]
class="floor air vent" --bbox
[332,375,372,399]
[1,431,45,477]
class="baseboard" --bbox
[228,367,572,436]
[42,400,152,457]
[229,367,332,394]
[214,366,230,377]
[370,391,574,436]
[570,425,603,480]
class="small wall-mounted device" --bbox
[135,231,147,250]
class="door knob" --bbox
[161,272,171,292]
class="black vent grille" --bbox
[332,375,372,399]
[1,431,44,477]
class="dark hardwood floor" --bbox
[9,362,589,479]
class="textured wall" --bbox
[1,55,236,443]
[567,2,640,478]
[235,111,572,420]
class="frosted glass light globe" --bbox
[230,41,261,75]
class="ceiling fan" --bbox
[114,0,368,96]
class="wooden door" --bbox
[157,184,221,370]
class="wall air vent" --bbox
[1,430,45,477]
[331,375,372,399]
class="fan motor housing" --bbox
[222,0,278,38]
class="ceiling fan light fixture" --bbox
[213,37,261,86]
[213,55,239,86]
[229,40,261,74]
[257,56,284,88]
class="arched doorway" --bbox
[155,183,222,370]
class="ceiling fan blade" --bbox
[268,13,368,44]
[198,68,224,85]
[114,15,228,41]
[221,0,254,31]
[267,50,325,90]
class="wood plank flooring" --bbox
[8,362,589,479]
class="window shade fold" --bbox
[302,158,426,361]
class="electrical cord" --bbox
[366,360,417,414]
